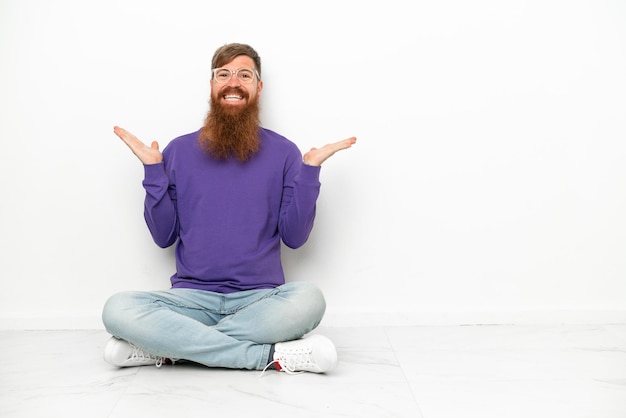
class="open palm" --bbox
[303,136,357,166]
[113,126,163,165]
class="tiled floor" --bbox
[1,325,625,417]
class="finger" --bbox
[113,126,132,142]
[113,125,125,140]
[114,126,143,149]
[113,126,133,139]
[150,141,160,151]
[337,136,357,148]
[327,137,357,152]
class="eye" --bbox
[239,69,254,81]
[215,69,231,80]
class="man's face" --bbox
[210,55,263,112]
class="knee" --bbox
[101,291,137,335]
[304,282,326,315]
[283,281,327,323]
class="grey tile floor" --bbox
[1,324,625,417]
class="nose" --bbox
[226,73,241,86]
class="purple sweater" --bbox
[142,128,321,293]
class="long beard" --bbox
[199,89,261,162]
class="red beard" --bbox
[199,88,261,162]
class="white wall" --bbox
[1,0,625,329]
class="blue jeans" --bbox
[101,281,326,370]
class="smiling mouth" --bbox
[220,87,247,103]
[223,94,244,101]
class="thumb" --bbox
[151,141,160,151]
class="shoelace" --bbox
[259,347,312,377]
[129,345,167,368]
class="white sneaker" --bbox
[103,337,173,368]
[269,334,338,374]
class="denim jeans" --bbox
[101,281,326,370]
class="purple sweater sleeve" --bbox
[142,163,179,248]
[279,163,321,249]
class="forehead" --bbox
[221,55,256,69]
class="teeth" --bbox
[224,95,242,100]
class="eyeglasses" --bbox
[212,67,260,85]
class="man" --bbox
[101,43,356,374]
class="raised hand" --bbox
[113,126,163,165]
[303,136,357,167]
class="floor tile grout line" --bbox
[104,365,143,418]
[383,326,427,418]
